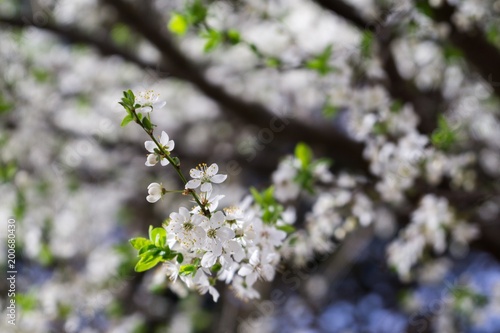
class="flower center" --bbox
[207,228,217,238]
[183,222,194,231]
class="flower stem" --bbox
[132,109,211,217]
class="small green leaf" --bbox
[295,142,313,169]
[186,0,207,25]
[176,253,184,264]
[121,114,134,127]
[226,29,240,45]
[171,156,180,167]
[126,90,135,103]
[250,187,263,205]
[179,264,196,276]
[129,237,150,250]
[211,263,222,273]
[135,254,162,272]
[277,225,296,233]
[266,57,281,68]
[306,45,334,75]
[138,244,156,255]
[431,115,456,151]
[142,117,153,131]
[149,227,166,247]
[360,31,373,58]
[168,13,189,36]
[249,43,260,56]
[415,1,435,19]
[203,29,222,52]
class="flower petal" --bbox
[217,227,235,240]
[201,251,218,268]
[160,131,170,145]
[207,163,219,176]
[153,101,166,110]
[186,179,201,189]
[208,286,220,302]
[166,140,175,151]
[190,168,203,178]
[146,194,160,203]
[200,182,212,193]
[210,174,227,184]
[160,158,170,166]
[210,211,225,229]
[238,264,253,277]
[145,154,157,166]
[145,140,156,153]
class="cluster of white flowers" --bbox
[387,194,479,281]
[342,86,477,203]
[269,153,382,266]
[140,126,292,301]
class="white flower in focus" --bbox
[200,211,234,267]
[185,163,227,192]
[192,191,225,214]
[144,131,175,167]
[136,90,166,112]
[167,207,206,248]
[146,182,163,203]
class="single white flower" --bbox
[135,90,166,112]
[145,131,175,166]
[238,249,277,286]
[193,269,220,302]
[231,276,260,300]
[200,211,234,267]
[192,191,225,214]
[146,182,163,203]
[185,163,227,192]
[167,207,206,248]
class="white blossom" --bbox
[146,182,163,203]
[135,90,166,112]
[186,163,227,192]
[145,131,175,166]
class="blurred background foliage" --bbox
[0,0,500,332]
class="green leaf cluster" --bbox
[119,90,136,127]
[431,115,457,151]
[306,45,335,76]
[294,142,332,193]
[129,226,183,272]
[0,93,13,114]
[168,0,208,36]
[250,186,284,225]
[0,160,16,182]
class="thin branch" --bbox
[313,0,373,31]
[100,0,369,172]
[0,11,369,172]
